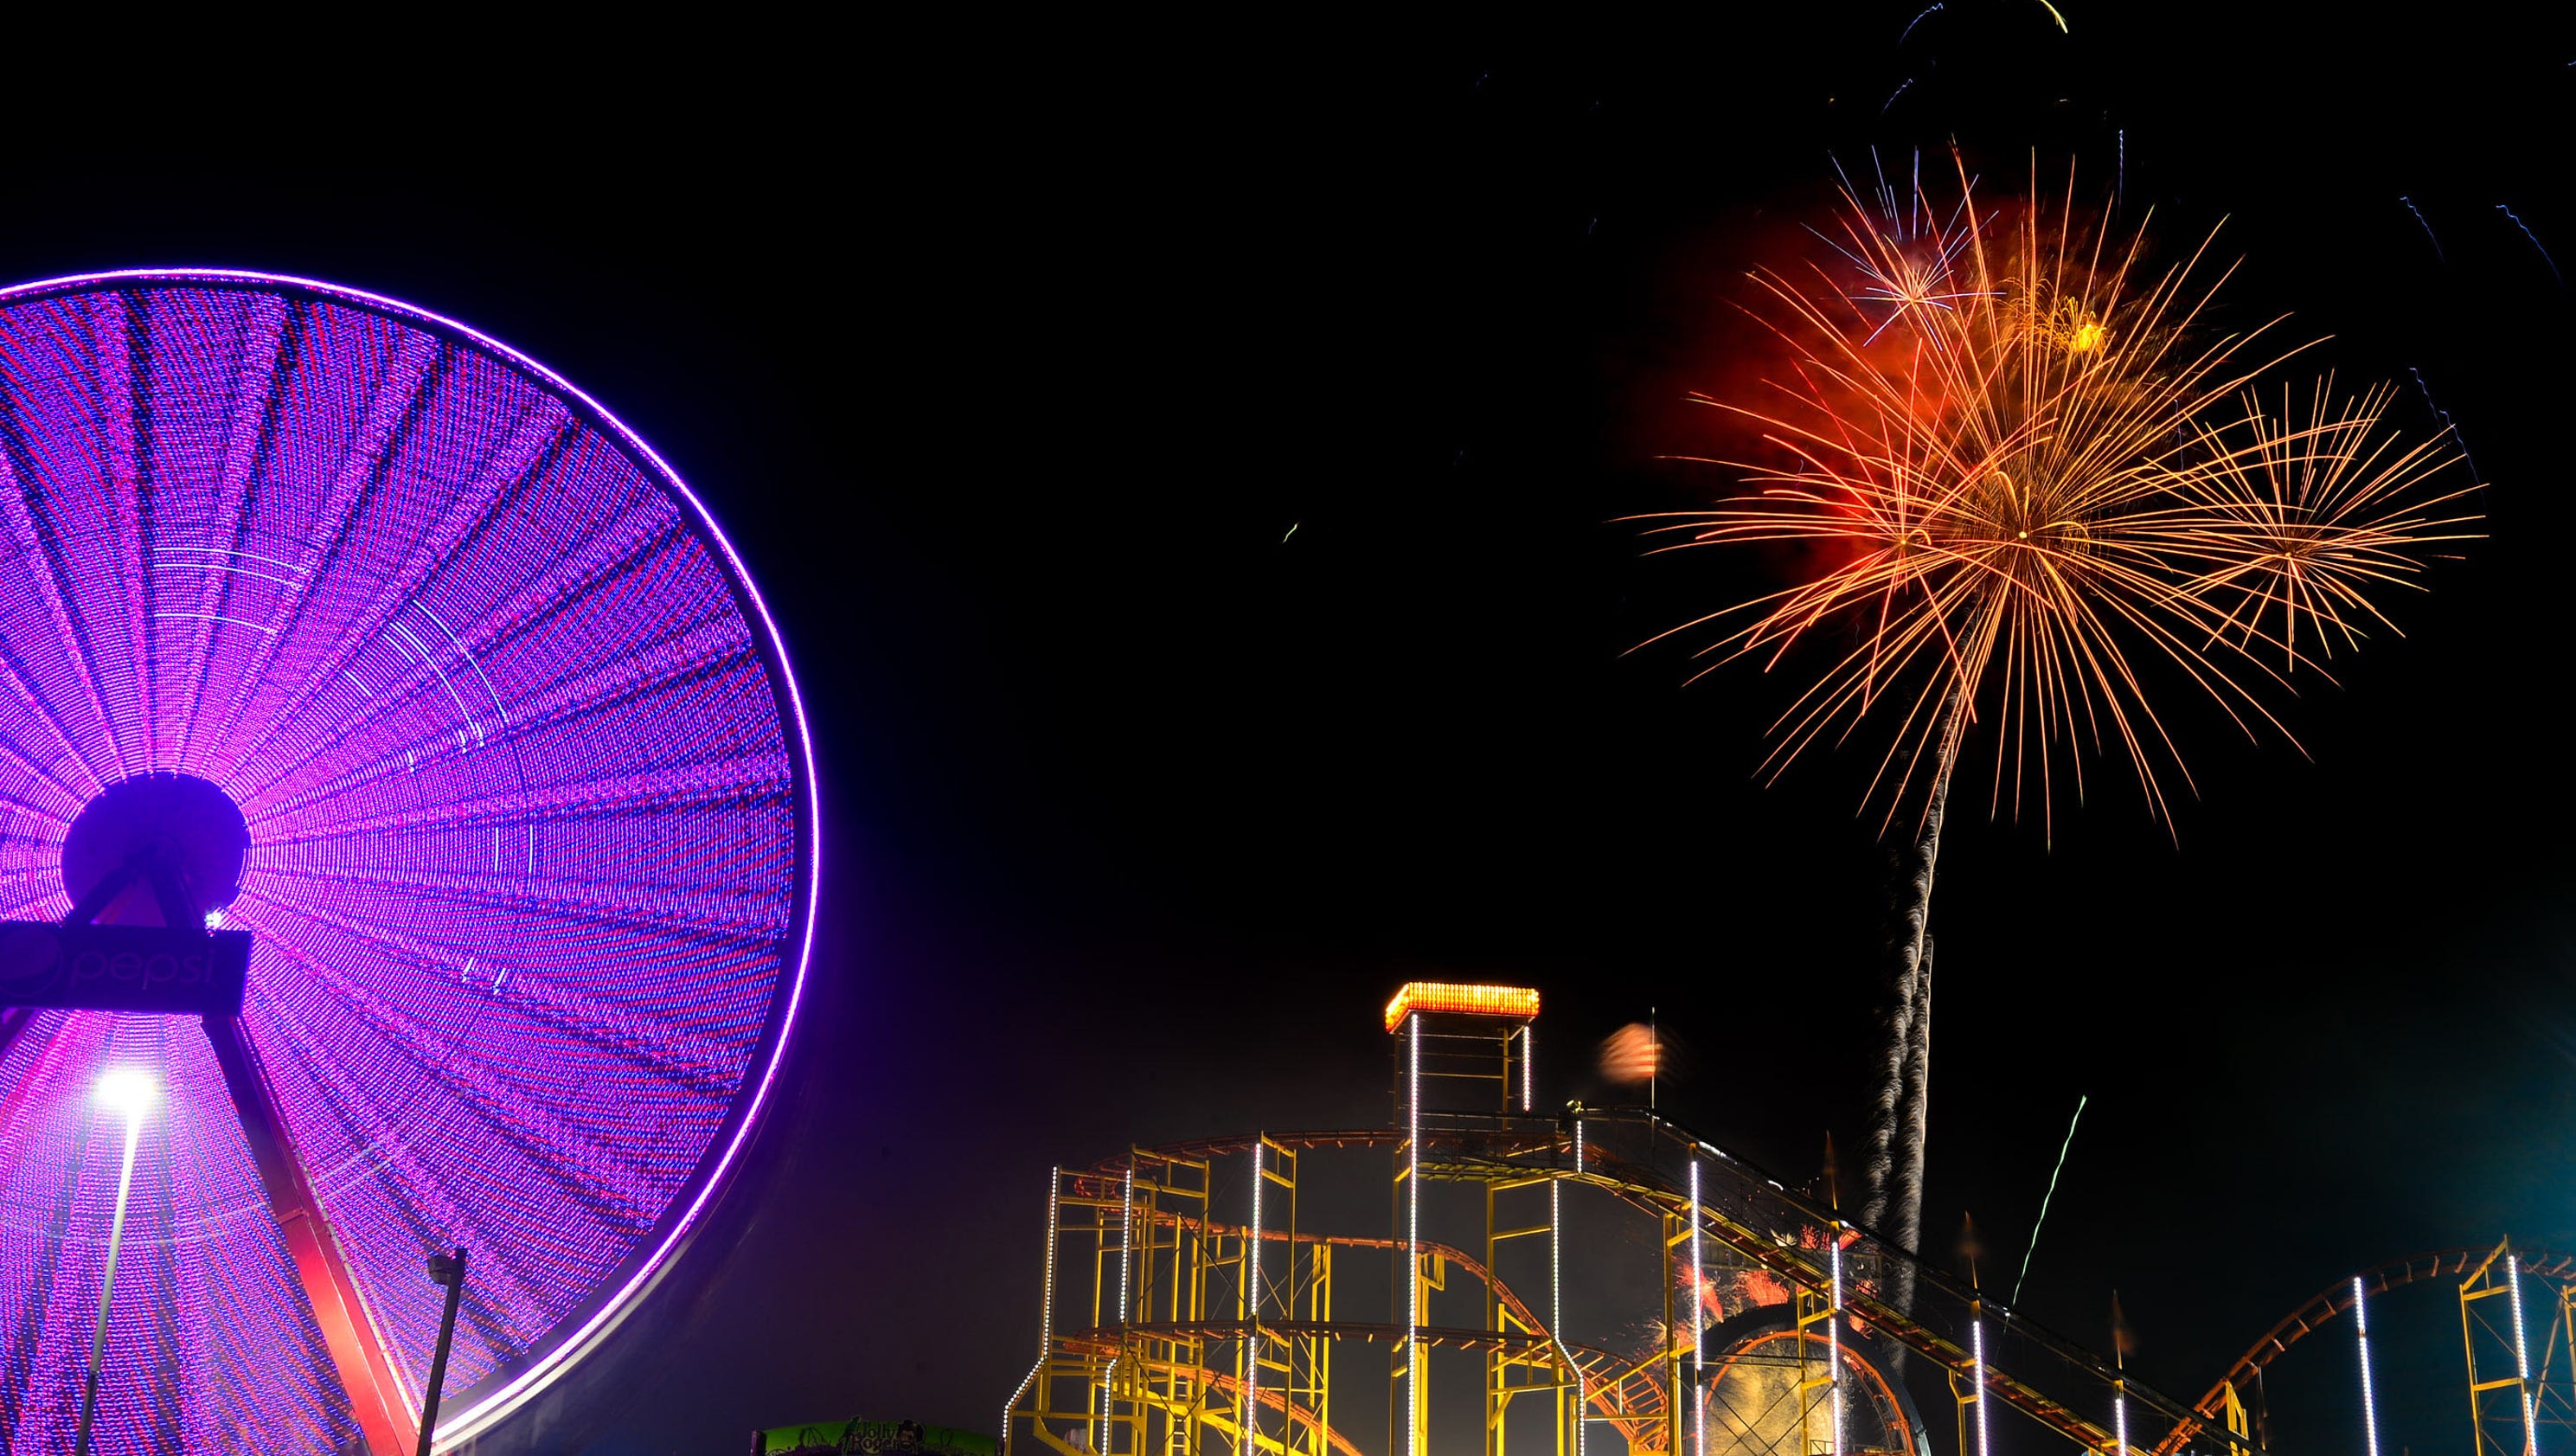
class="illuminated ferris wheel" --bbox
[0,272,815,1453]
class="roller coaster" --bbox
[1000,985,2574,1456]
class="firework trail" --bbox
[1644,157,2479,1298]
[2408,366,2481,481]
[2497,203,2563,285]
[2012,1093,2087,1303]
[2400,196,2443,261]
[1899,3,1942,44]
[1883,79,1914,116]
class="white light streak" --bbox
[1970,1317,1992,1456]
[1828,1228,1844,1456]
[1408,1014,1422,1456]
[1689,1158,1704,1456]
[1504,1020,1524,1113]
[1244,1145,1263,1452]
[1101,1168,1133,1456]
[2353,1276,2381,1456]
[1551,1177,1584,1455]
[2510,1254,2538,1456]
[1002,1168,1063,1453]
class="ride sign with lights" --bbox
[0,921,251,1016]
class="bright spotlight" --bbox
[94,1069,157,1120]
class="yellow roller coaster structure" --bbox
[1001,985,2256,1456]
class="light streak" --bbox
[2406,366,2481,480]
[1101,1167,1134,1456]
[2012,1094,2086,1302]
[1689,1158,1705,1456]
[1002,1169,1063,1453]
[1898,3,1941,44]
[2498,204,2565,286]
[2400,196,2444,261]
[1970,1315,1992,1456]
[1407,1014,1422,1456]
[2510,1254,2538,1456]
[1828,1227,1844,1456]
[1504,1020,1524,1113]
[1243,1144,1263,1451]
[1882,79,1913,116]
[2035,0,2068,30]
[1552,1177,1586,1456]
[2354,1276,2382,1456]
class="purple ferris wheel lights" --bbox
[0,269,817,1453]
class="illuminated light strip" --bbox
[2353,1276,2381,1456]
[2511,1254,2538,1456]
[1243,1145,1263,1452]
[2112,1377,2129,1456]
[1828,1227,1844,1456]
[1101,1167,1134,1456]
[1000,1169,1065,1453]
[1551,1177,1585,1456]
[0,268,826,1451]
[1504,1020,1524,1113]
[1407,1017,1429,1455]
[1382,981,1541,1032]
[1685,1164,1704,1452]
[1970,1316,1992,1456]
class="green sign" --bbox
[753,1419,996,1455]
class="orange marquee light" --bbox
[1381,982,1541,1033]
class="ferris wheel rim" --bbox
[0,266,823,1446]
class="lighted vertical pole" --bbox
[74,1069,155,1456]
[1688,1158,1703,1456]
[1407,1013,1422,1456]
[2511,1254,2539,1456]
[2354,1276,2382,1456]
[1244,1143,1263,1453]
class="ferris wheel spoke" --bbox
[240,985,564,1363]
[235,896,678,1230]
[93,294,166,774]
[236,883,757,1097]
[238,400,570,779]
[236,609,752,824]
[170,292,292,769]
[222,504,684,801]
[254,857,783,946]
[195,330,441,776]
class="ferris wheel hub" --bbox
[61,773,250,924]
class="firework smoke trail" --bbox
[2497,203,2564,285]
[2400,196,2444,261]
[1645,157,2480,1298]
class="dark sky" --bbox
[16,9,2576,1453]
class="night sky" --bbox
[16,10,2576,1453]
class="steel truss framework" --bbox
[1003,1010,2251,1456]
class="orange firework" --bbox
[1642,158,2480,836]
[1638,157,2478,1312]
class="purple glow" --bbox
[0,271,816,1452]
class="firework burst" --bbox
[1644,158,2479,837]
[1641,156,2478,1297]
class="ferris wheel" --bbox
[0,271,816,1453]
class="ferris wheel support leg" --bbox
[202,1012,420,1456]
